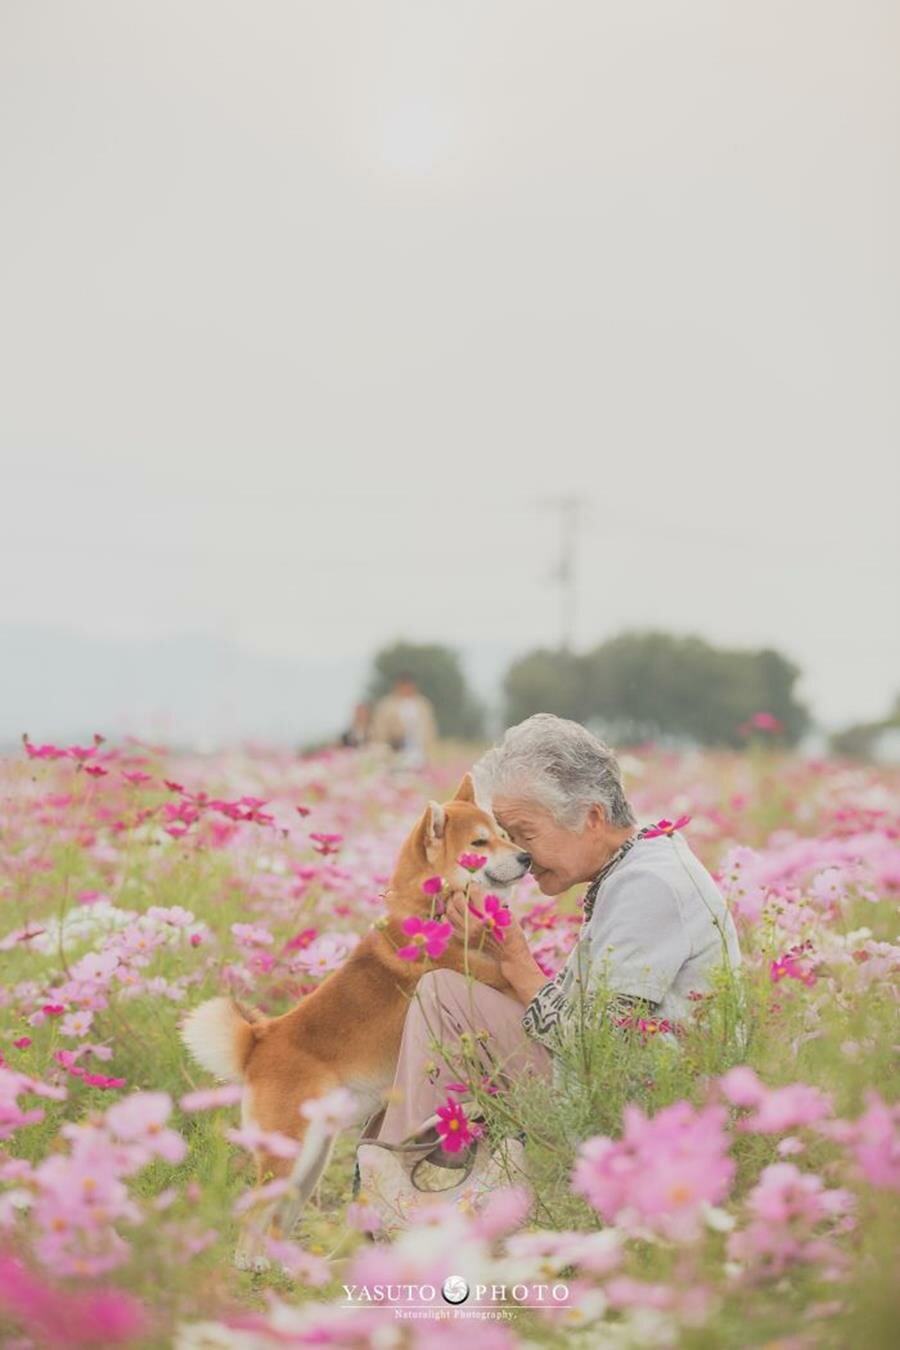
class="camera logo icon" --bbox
[441,1275,469,1304]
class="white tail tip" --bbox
[180,997,248,1082]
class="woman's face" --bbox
[491,795,607,896]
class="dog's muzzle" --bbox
[484,852,531,888]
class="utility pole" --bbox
[550,496,585,652]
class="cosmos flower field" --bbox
[1,734,897,1348]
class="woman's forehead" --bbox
[492,796,549,829]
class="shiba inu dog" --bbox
[180,774,531,1267]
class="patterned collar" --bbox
[580,825,655,926]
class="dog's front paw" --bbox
[234,1233,271,1273]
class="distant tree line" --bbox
[364,631,813,749]
[829,693,900,759]
[503,632,811,748]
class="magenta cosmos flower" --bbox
[435,1096,483,1153]
[396,915,453,962]
[644,815,691,839]
[310,832,343,856]
[467,893,512,943]
[457,852,488,873]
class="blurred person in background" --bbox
[340,701,372,749]
[369,674,438,769]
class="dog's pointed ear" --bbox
[452,773,476,804]
[418,801,446,863]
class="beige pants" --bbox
[375,967,554,1146]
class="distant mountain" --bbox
[0,623,520,751]
[0,623,365,751]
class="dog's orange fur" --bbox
[180,773,529,1265]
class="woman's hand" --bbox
[444,885,551,1005]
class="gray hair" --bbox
[473,713,636,830]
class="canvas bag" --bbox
[352,1109,532,1237]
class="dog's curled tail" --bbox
[180,997,259,1082]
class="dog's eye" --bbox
[472,839,489,848]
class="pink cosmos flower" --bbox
[262,1237,331,1284]
[310,832,343,856]
[0,1067,65,1140]
[75,888,106,906]
[69,950,120,986]
[105,1092,186,1163]
[727,1163,854,1277]
[446,1075,500,1097]
[421,875,444,895]
[22,735,68,760]
[84,1074,127,1090]
[226,1125,300,1158]
[291,932,358,975]
[231,922,274,948]
[61,1011,94,1038]
[820,1091,900,1191]
[232,1177,291,1216]
[507,1226,624,1276]
[605,1276,675,1311]
[718,1065,763,1107]
[347,1199,383,1233]
[472,1186,534,1241]
[719,1068,833,1133]
[146,905,194,928]
[769,956,813,985]
[613,1014,678,1039]
[0,1252,148,1346]
[435,1096,483,1153]
[300,1086,359,1131]
[572,1100,735,1241]
[643,815,691,839]
[284,926,318,951]
[770,941,817,987]
[179,1084,243,1112]
[748,711,784,733]
[396,915,453,961]
[848,1093,900,1191]
[466,893,512,943]
[457,852,488,873]
[0,923,47,951]
[66,745,99,763]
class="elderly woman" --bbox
[372,713,741,1156]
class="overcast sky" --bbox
[1,1,897,728]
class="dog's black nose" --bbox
[516,851,532,868]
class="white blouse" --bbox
[521,827,742,1055]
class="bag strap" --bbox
[358,1111,445,1157]
[358,1106,487,1162]
[409,1143,479,1192]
